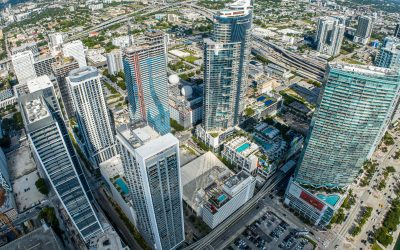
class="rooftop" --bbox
[1,225,63,250]
[22,97,50,124]
[26,75,52,94]
[68,66,99,83]
[330,62,397,76]
[219,0,253,17]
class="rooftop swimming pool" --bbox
[236,143,250,153]
[115,178,129,195]
[316,194,340,207]
[263,127,275,135]
[217,194,227,203]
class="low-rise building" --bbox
[284,178,343,227]
[0,89,17,109]
[221,136,260,174]
[181,152,256,229]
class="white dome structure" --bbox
[181,85,193,98]
[168,74,180,85]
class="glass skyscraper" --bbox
[19,76,103,242]
[123,31,170,135]
[203,0,253,131]
[375,37,400,71]
[295,63,400,188]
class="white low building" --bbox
[221,136,260,173]
[181,152,256,229]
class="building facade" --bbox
[375,37,400,71]
[123,31,171,135]
[116,124,184,250]
[394,23,400,39]
[106,49,123,75]
[202,0,253,132]
[295,63,400,188]
[11,50,37,84]
[34,55,56,77]
[52,57,80,119]
[19,77,103,242]
[315,17,345,57]
[353,16,373,45]
[63,40,87,68]
[67,66,116,167]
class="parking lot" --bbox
[227,211,315,250]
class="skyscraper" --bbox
[202,0,253,131]
[67,66,116,166]
[394,23,400,39]
[106,49,123,75]
[33,55,56,77]
[315,17,345,57]
[123,31,170,135]
[116,123,184,250]
[19,75,103,242]
[52,56,80,119]
[353,16,373,45]
[295,63,400,188]
[375,37,400,71]
[11,50,37,84]
[63,40,87,68]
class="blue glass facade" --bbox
[374,37,400,71]
[295,64,400,188]
[123,31,170,135]
[203,2,253,131]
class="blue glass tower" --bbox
[123,31,170,135]
[295,63,400,188]
[203,0,253,131]
[375,37,400,71]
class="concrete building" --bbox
[11,42,39,57]
[181,152,256,229]
[62,40,87,68]
[52,57,80,119]
[67,66,116,167]
[295,63,400,188]
[353,16,373,45]
[1,224,64,250]
[11,50,37,84]
[167,14,179,23]
[0,88,17,109]
[34,55,56,77]
[284,178,343,227]
[19,76,103,242]
[221,136,260,174]
[112,35,133,48]
[123,31,171,135]
[168,75,203,129]
[88,227,129,250]
[106,49,123,75]
[49,32,63,56]
[315,17,345,56]
[116,123,184,250]
[202,0,253,133]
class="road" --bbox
[184,166,295,250]
[328,129,400,249]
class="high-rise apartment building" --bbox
[375,37,400,71]
[394,23,400,39]
[106,49,123,75]
[52,57,80,119]
[295,63,400,188]
[202,0,253,131]
[353,16,373,45]
[375,36,400,122]
[19,75,103,242]
[67,66,116,166]
[34,55,56,77]
[123,31,170,135]
[11,50,37,84]
[63,40,87,68]
[116,123,184,250]
[315,17,345,56]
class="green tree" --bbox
[35,178,49,195]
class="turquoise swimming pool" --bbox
[236,143,250,153]
[115,178,129,195]
[217,194,227,203]
[317,194,340,207]
[263,127,274,135]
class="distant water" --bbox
[0,0,31,9]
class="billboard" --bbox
[300,191,325,211]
